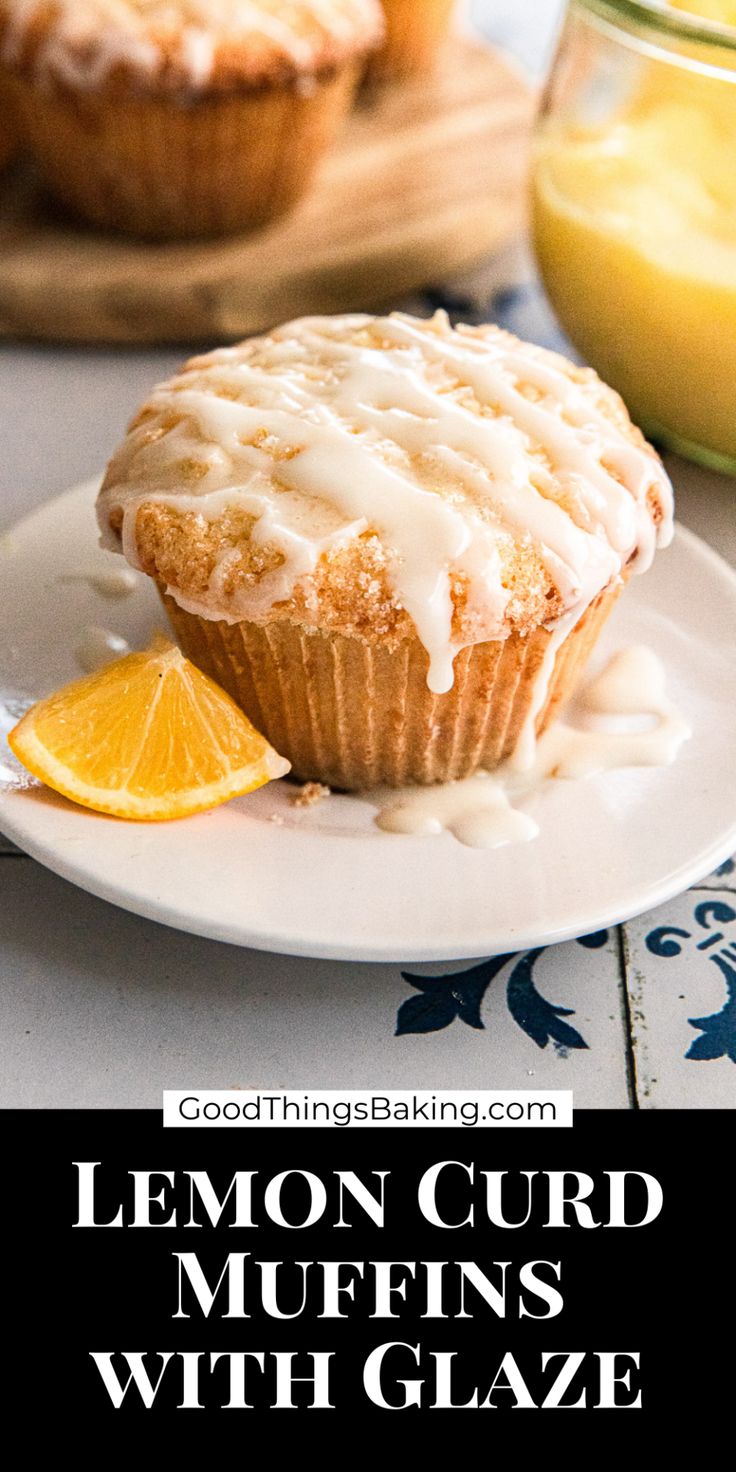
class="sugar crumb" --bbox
[290,782,331,808]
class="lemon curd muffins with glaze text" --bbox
[97,311,674,789]
[0,0,384,238]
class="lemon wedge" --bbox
[8,636,290,821]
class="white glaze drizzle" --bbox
[371,647,691,849]
[534,645,691,779]
[60,568,140,599]
[0,1,381,90]
[509,604,585,772]
[99,312,673,706]
[75,625,131,672]
[376,772,539,850]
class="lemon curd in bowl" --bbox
[533,0,736,474]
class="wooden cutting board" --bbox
[0,40,534,345]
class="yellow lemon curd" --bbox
[670,1,736,23]
[533,3,736,468]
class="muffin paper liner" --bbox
[159,577,625,789]
[6,63,360,239]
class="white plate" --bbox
[1,479,735,962]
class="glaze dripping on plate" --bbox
[370,647,691,849]
[75,626,131,673]
[60,568,140,599]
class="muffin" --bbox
[0,71,17,171]
[0,0,384,239]
[369,0,455,78]
[97,310,674,789]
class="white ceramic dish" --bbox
[1,479,735,961]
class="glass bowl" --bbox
[532,0,736,474]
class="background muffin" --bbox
[97,311,673,789]
[0,70,17,171]
[0,0,384,238]
[369,0,456,78]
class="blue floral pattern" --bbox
[395,863,736,1067]
[397,933,606,1050]
[645,897,736,1064]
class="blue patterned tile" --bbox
[624,869,736,1106]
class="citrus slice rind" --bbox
[7,639,290,822]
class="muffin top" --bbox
[98,311,673,694]
[0,0,384,94]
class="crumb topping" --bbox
[98,310,673,694]
[0,0,384,93]
[290,780,331,806]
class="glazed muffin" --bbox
[0,0,384,238]
[97,311,673,789]
[370,0,455,78]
